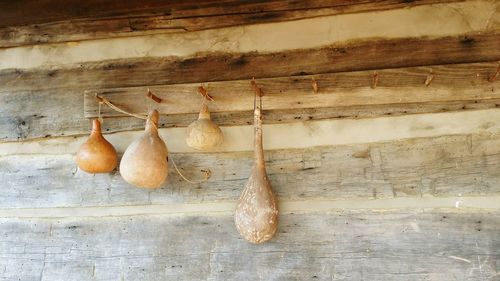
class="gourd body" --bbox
[76,119,117,173]
[234,107,278,243]
[120,110,168,189]
[186,104,223,150]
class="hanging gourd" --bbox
[119,109,169,189]
[234,81,279,244]
[186,103,224,150]
[76,119,118,173]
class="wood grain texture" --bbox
[2,62,499,142]
[0,133,499,208]
[84,62,500,117]
[0,0,462,47]
[1,33,499,94]
[3,93,500,142]
[0,210,498,280]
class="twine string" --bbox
[96,93,209,184]
[170,156,211,184]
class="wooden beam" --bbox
[1,133,499,208]
[3,96,500,142]
[1,33,498,93]
[1,62,499,142]
[0,0,462,47]
[83,62,500,117]
[1,210,499,280]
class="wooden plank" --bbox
[0,0,461,27]
[1,33,499,93]
[84,62,500,117]
[0,0,462,47]
[1,0,496,71]
[0,133,499,208]
[1,210,499,280]
[5,62,497,142]
[2,90,500,142]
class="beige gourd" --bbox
[76,119,118,173]
[119,110,168,189]
[234,101,279,244]
[185,104,223,150]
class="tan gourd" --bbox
[76,119,118,173]
[185,104,224,150]
[234,103,279,244]
[119,110,168,189]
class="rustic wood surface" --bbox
[1,210,498,280]
[3,94,500,142]
[0,0,462,47]
[0,134,498,208]
[2,61,499,142]
[84,62,500,117]
[1,33,498,93]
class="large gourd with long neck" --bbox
[119,110,168,189]
[234,102,279,244]
[76,119,118,173]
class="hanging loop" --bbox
[371,71,379,89]
[145,88,162,103]
[425,69,434,87]
[488,62,500,82]
[311,77,319,93]
[197,85,214,102]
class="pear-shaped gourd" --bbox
[234,105,278,244]
[119,110,168,189]
[186,104,223,150]
[76,119,118,173]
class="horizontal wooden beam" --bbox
[84,62,500,117]
[1,210,498,280]
[1,133,499,208]
[1,33,498,93]
[3,98,500,142]
[1,0,496,70]
[0,0,461,47]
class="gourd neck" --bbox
[145,110,159,135]
[253,107,265,169]
[91,119,103,137]
[198,104,211,120]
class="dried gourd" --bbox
[76,119,118,173]
[119,110,168,189]
[234,102,278,244]
[185,104,223,150]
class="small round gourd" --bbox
[76,119,118,173]
[185,104,223,150]
[119,110,168,189]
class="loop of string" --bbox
[96,94,147,120]
[170,156,211,184]
[95,92,210,184]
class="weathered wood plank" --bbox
[0,134,499,208]
[2,0,496,71]
[0,0,464,47]
[3,90,500,142]
[2,62,498,142]
[0,0,463,27]
[1,33,499,93]
[1,211,498,280]
[84,62,500,117]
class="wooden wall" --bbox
[1,1,500,280]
